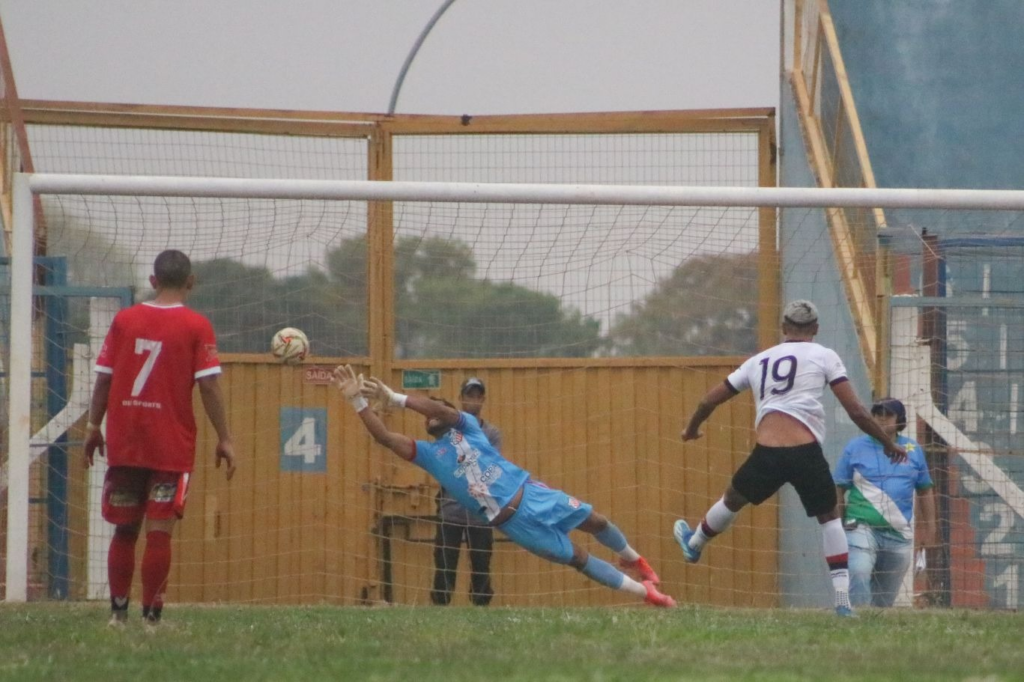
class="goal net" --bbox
[4,175,1024,611]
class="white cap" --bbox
[782,300,819,325]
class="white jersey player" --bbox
[672,300,906,617]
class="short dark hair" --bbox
[871,397,907,432]
[782,319,817,333]
[153,250,192,288]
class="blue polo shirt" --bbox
[833,434,933,540]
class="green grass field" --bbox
[1,603,1022,681]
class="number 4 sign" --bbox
[280,407,327,473]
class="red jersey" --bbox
[95,302,221,472]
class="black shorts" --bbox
[731,442,837,517]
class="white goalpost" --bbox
[7,172,1024,607]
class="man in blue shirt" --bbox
[833,398,937,607]
[333,365,676,607]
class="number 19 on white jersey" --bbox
[725,341,848,445]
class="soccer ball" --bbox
[271,327,309,365]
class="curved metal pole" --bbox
[387,0,457,115]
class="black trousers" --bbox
[431,520,494,606]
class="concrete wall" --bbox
[778,78,875,607]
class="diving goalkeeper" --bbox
[334,365,675,607]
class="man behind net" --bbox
[672,300,906,617]
[431,377,500,606]
[335,365,675,607]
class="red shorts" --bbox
[102,466,190,525]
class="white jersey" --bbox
[726,340,848,444]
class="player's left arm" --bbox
[83,373,112,466]
[682,381,737,442]
[195,319,235,480]
[197,376,236,480]
[356,404,416,461]
[84,316,120,466]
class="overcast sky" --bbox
[1,2,782,329]
[0,1,779,114]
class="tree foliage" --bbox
[188,235,601,359]
[607,252,759,356]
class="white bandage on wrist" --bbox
[391,393,408,409]
[349,396,369,412]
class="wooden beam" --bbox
[817,0,880,189]
[18,100,773,138]
[219,354,750,370]
[393,355,747,370]
[874,238,892,397]
[0,14,39,253]
[19,100,772,126]
[818,0,890,390]
[367,129,394,381]
[21,109,373,138]
[793,0,804,73]
[382,115,769,136]
[758,114,780,350]
[218,354,372,366]
[791,72,878,377]
[19,99,389,123]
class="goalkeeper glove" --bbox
[362,377,408,409]
[333,364,369,411]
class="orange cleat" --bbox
[643,580,676,608]
[621,556,660,585]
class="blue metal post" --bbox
[43,256,70,599]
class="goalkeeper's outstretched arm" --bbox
[362,376,460,427]
[333,365,415,461]
[355,405,415,461]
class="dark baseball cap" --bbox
[461,377,486,395]
[871,397,907,431]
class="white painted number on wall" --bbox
[949,380,979,433]
[132,338,163,397]
[993,564,1019,609]
[946,320,969,371]
[980,502,1015,557]
[283,417,322,465]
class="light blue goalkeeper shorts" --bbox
[497,479,593,564]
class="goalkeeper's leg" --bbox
[567,545,675,608]
[576,511,660,584]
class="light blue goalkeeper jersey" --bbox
[414,412,529,523]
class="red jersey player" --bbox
[83,249,235,627]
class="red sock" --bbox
[108,527,138,607]
[141,530,172,609]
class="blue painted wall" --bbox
[829,0,1024,192]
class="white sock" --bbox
[690,497,737,550]
[619,546,641,563]
[821,518,851,607]
[832,571,851,608]
[618,575,647,597]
